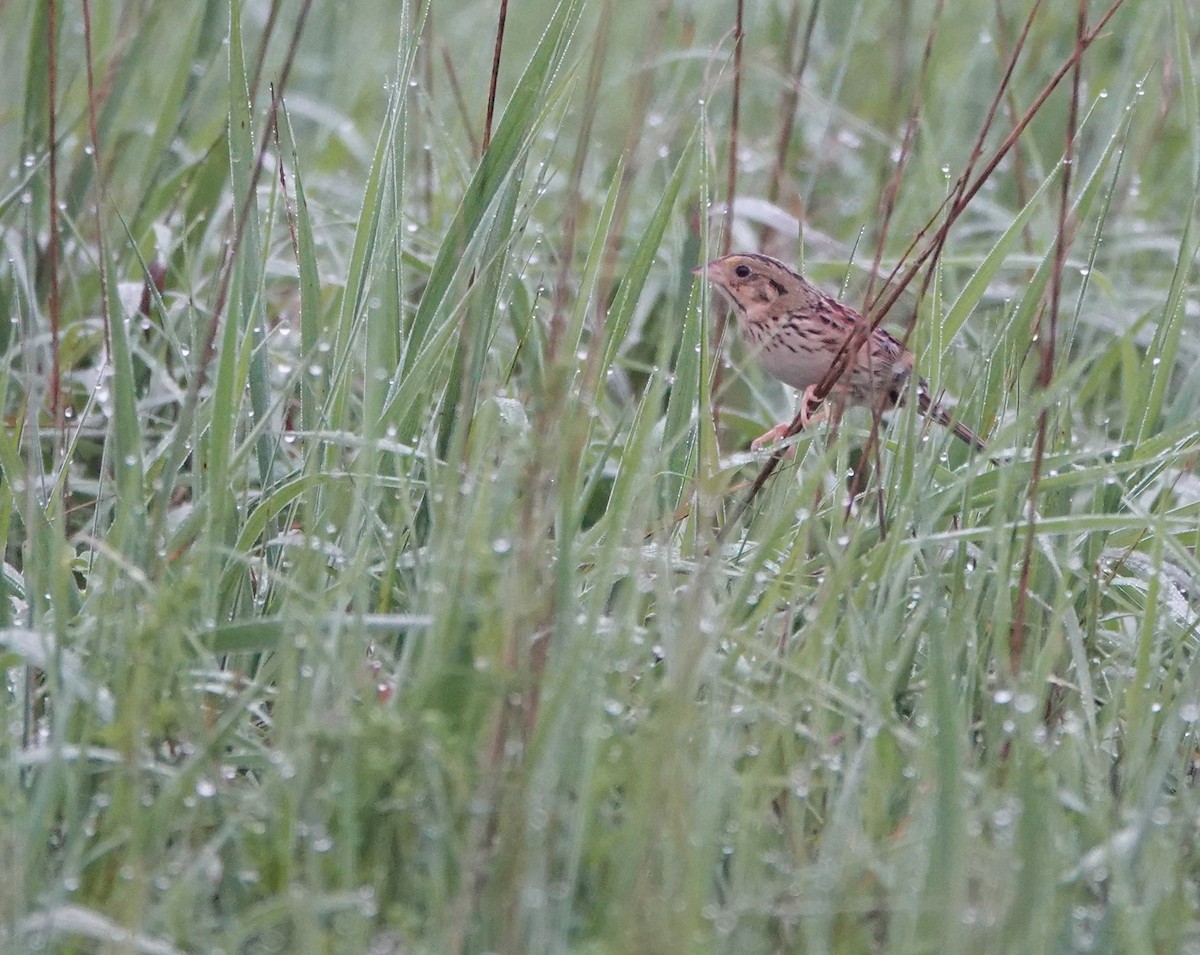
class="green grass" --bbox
[3,1,1200,952]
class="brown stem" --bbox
[763,0,820,213]
[248,0,283,107]
[81,0,110,354]
[589,1,668,390]
[549,0,612,365]
[1012,0,1086,668]
[716,0,1128,541]
[711,1,745,431]
[482,0,510,153]
[721,0,744,259]
[149,0,314,552]
[420,6,435,215]
[46,0,62,433]
[993,0,1038,255]
[441,42,480,158]
[846,2,946,531]
[863,0,943,310]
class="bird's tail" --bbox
[917,390,987,452]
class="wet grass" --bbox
[2,1,1199,952]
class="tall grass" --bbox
[2,0,1199,951]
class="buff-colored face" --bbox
[694,251,986,450]
[698,254,795,314]
[695,253,829,326]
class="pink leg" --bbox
[798,385,826,427]
[750,387,827,451]
[750,422,792,451]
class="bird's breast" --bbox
[741,318,833,391]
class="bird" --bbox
[696,252,985,451]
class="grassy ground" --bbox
[2,0,1199,952]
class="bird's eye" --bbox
[734,264,751,278]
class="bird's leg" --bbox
[750,386,829,451]
[798,385,826,427]
[750,422,792,451]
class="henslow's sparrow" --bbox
[698,252,984,451]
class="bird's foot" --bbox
[798,385,826,427]
[750,422,793,451]
[750,388,830,452]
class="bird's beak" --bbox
[691,262,708,277]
